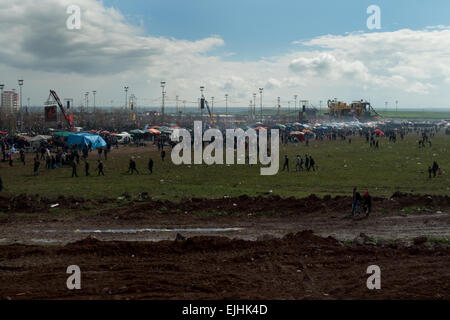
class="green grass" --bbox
[0,133,449,200]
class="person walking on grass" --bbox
[351,187,362,217]
[363,190,372,217]
[432,161,439,177]
[71,160,78,178]
[305,154,310,171]
[309,156,316,172]
[161,150,166,162]
[127,158,139,175]
[282,155,289,172]
[296,155,303,171]
[33,157,40,176]
[19,148,25,165]
[148,158,154,174]
[85,160,90,176]
[97,160,105,176]
[0,176,3,192]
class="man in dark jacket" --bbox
[351,187,362,216]
[148,158,154,174]
[363,190,372,217]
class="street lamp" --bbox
[200,86,205,121]
[277,97,281,119]
[259,88,264,121]
[18,80,23,111]
[294,95,298,114]
[0,84,4,110]
[396,100,398,113]
[253,93,257,121]
[161,81,166,124]
[85,92,89,109]
[211,96,214,115]
[92,90,97,112]
[225,94,229,126]
[124,86,129,109]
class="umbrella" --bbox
[147,128,162,135]
[254,126,267,131]
[130,129,146,134]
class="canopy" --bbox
[254,126,267,131]
[54,131,72,138]
[290,131,305,136]
[130,129,146,134]
[68,133,107,150]
[25,135,52,143]
[147,128,162,135]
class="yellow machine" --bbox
[327,99,379,120]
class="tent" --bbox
[254,126,268,131]
[130,129,146,134]
[25,135,52,152]
[54,131,72,138]
[68,133,107,150]
[147,128,162,135]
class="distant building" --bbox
[1,90,19,113]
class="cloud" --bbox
[0,0,224,75]
[1,0,450,108]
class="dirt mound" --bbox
[1,232,449,300]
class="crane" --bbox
[47,90,74,131]
[201,98,215,126]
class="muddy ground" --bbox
[0,193,449,299]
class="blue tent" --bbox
[68,133,107,150]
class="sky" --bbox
[1,0,450,110]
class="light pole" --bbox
[225,94,229,127]
[176,95,179,114]
[18,80,23,130]
[18,79,23,111]
[0,84,4,111]
[161,81,166,125]
[124,86,129,110]
[211,96,214,115]
[319,100,322,116]
[294,95,298,114]
[92,90,97,112]
[277,97,281,119]
[252,93,256,122]
[85,92,89,109]
[259,88,263,122]
[200,86,205,122]
[385,101,388,113]
[396,100,398,113]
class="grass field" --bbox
[0,132,449,200]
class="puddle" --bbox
[34,227,244,234]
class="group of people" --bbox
[351,187,372,217]
[282,154,316,172]
[428,161,442,178]
[127,157,154,175]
